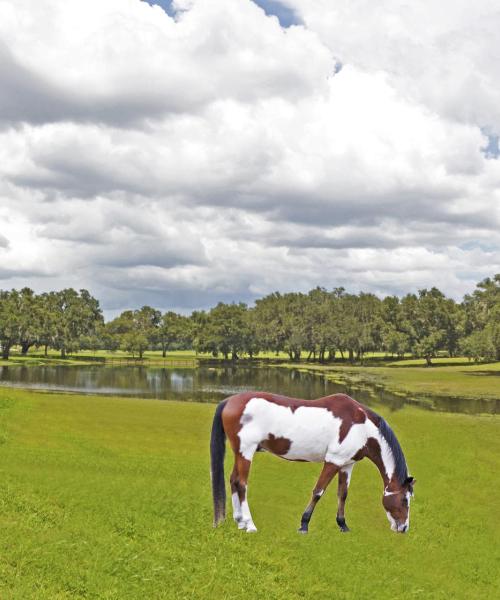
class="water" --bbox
[0,364,497,415]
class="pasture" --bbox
[0,388,498,599]
[280,359,500,403]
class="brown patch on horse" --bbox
[351,437,381,462]
[260,433,292,456]
[319,394,368,443]
[255,393,304,413]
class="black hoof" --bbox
[336,517,350,532]
[298,527,308,534]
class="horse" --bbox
[210,391,415,534]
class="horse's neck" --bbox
[366,437,396,490]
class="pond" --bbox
[0,363,498,415]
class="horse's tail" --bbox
[210,399,227,527]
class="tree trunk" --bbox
[61,347,66,359]
[44,344,48,357]
[162,343,166,358]
[425,355,433,366]
[348,349,354,362]
[21,341,32,355]
[2,344,11,360]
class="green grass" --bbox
[0,388,498,598]
[0,349,202,367]
[278,360,500,401]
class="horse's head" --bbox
[382,476,415,533]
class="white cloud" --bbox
[0,0,499,314]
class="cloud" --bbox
[283,0,500,135]
[0,0,499,314]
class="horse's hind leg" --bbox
[336,464,354,532]
[234,452,258,532]
[299,462,339,534]
[230,461,243,527]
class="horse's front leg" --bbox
[336,464,354,532]
[298,462,339,534]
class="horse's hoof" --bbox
[339,526,350,533]
[298,528,308,534]
[246,526,258,533]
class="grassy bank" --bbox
[0,388,498,599]
[277,358,500,402]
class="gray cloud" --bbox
[0,0,499,312]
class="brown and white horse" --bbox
[210,392,415,533]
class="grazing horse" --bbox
[210,392,415,533]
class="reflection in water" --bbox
[0,364,497,415]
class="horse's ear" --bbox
[404,476,415,486]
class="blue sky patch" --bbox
[142,0,176,18]
[482,133,499,159]
[251,1,301,27]
[143,1,301,28]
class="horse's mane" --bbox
[378,416,408,484]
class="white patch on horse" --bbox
[386,510,398,531]
[376,430,396,481]
[341,463,354,486]
[239,398,341,462]
[238,398,394,469]
[240,497,257,532]
[232,492,242,523]
[404,491,411,531]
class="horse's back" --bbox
[221,391,376,464]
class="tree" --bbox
[401,288,456,366]
[49,289,103,358]
[0,289,22,360]
[158,311,191,357]
[17,288,43,355]
[462,274,500,361]
[197,303,251,360]
[107,306,160,358]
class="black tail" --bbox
[210,399,227,527]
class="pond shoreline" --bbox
[0,359,498,415]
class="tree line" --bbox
[0,275,499,364]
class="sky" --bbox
[0,0,499,317]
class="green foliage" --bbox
[158,311,191,357]
[195,302,255,360]
[1,274,499,363]
[0,288,102,359]
[107,306,161,358]
[49,289,103,358]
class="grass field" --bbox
[0,388,498,599]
